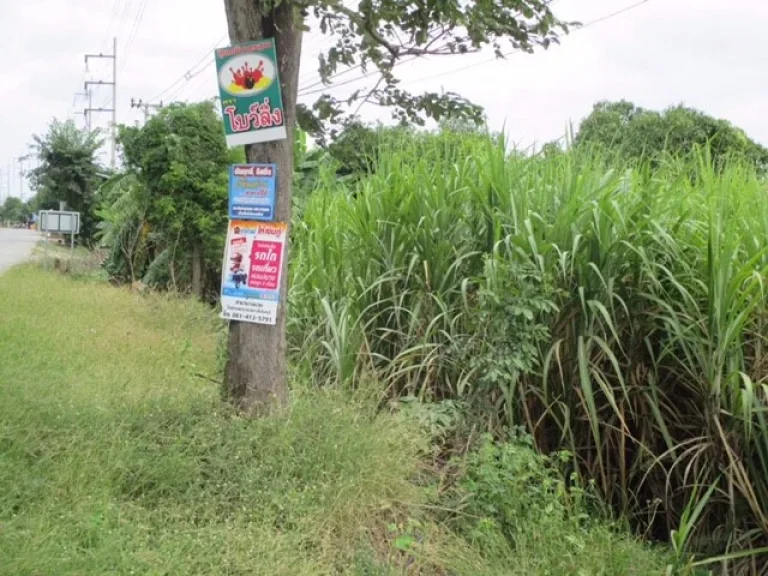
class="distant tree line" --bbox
[571,100,768,170]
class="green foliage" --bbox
[325,120,389,176]
[0,266,664,575]
[446,433,666,574]
[319,120,425,178]
[289,131,768,572]
[115,101,230,297]
[298,0,571,133]
[28,119,104,241]
[0,197,30,224]
[456,433,579,545]
[96,173,150,282]
[460,257,559,428]
[574,100,768,171]
[99,114,325,296]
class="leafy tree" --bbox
[574,100,768,170]
[0,197,29,224]
[118,101,231,297]
[222,0,570,412]
[28,120,104,241]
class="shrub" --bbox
[445,433,666,574]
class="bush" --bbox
[446,433,666,574]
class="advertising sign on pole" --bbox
[229,164,277,221]
[220,220,287,325]
[215,39,287,147]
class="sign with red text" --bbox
[220,220,287,325]
[229,163,276,221]
[215,39,286,147]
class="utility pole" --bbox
[130,98,163,123]
[74,90,93,132]
[84,38,117,168]
[222,0,302,413]
[16,155,30,200]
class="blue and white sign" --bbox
[228,163,277,221]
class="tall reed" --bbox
[288,131,768,571]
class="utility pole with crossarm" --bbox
[84,38,117,168]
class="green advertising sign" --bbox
[214,39,287,147]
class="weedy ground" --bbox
[0,265,666,575]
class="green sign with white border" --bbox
[215,39,287,147]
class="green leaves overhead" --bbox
[299,0,570,132]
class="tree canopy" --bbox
[297,0,572,133]
[28,120,104,241]
[573,100,768,170]
[117,101,232,296]
[0,197,30,224]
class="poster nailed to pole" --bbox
[215,39,287,147]
[220,221,287,325]
[229,164,277,221]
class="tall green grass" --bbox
[289,132,768,571]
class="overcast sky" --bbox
[1,0,766,200]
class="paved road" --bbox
[0,228,40,274]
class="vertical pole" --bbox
[43,225,49,271]
[86,90,93,132]
[71,230,75,261]
[111,37,117,169]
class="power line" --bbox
[169,62,214,101]
[121,0,152,72]
[298,0,652,100]
[298,65,388,98]
[164,55,215,102]
[114,0,134,45]
[149,35,226,102]
[178,69,215,102]
[294,34,342,87]
[130,98,163,122]
[403,0,653,87]
[296,0,560,96]
[140,0,651,109]
[101,0,124,51]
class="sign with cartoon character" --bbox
[229,163,277,221]
[220,220,287,325]
[214,39,286,147]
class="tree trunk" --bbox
[222,0,302,413]
[191,240,204,297]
